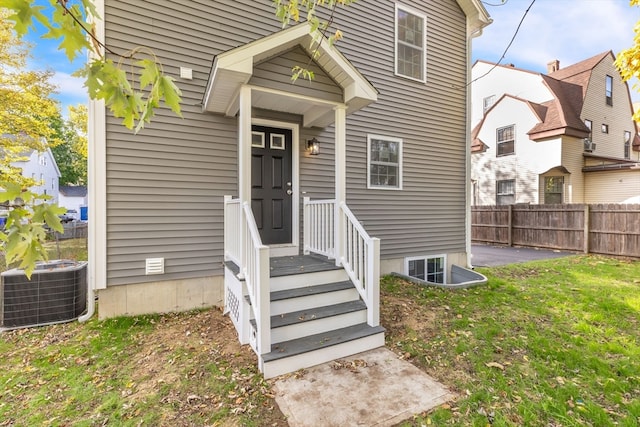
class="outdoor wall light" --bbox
[307,137,320,155]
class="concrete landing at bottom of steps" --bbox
[272,347,454,427]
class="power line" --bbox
[470,0,536,87]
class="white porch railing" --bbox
[339,202,380,327]
[224,196,270,355]
[303,197,336,258]
[223,196,241,265]
[241,202,271,355]
[303,197,380,327]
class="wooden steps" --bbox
[228,255,384,379]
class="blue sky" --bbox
[22,0,88,116]
[21,0,640,112]
[472,0,640,102]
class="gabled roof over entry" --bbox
[203,23,378,128]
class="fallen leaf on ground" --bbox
[485,362,505,370]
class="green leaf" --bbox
[158,75,183,116]
[0,181,24,203]
[3,0,47,36]
[138,59,160,90]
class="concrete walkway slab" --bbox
[273,347,453,427]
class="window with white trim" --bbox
[544,176,564,204]
[405,255,446,284]
[395,4,426,82]
[496,125,515,156]
[624,131,631,159]
[496,179,515,205]
[367,135,402,189]
[483,95,496,114]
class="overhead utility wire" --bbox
[469,0,536,87]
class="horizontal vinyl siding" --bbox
[582,57,636,159]
[251,47,343,103]
[338,0,469,258]
[103,0,284,286]
[561,137,586,203]
[584,170,640,203]
[104,0,471,286]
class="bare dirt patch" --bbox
[123,307,289,426]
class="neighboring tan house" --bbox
[471,51,640,206]
[89,0,491,377]
[11,148,61,205]
[58,185,88,218]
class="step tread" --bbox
[244,281,355,306]
[262,323,385,363]
[270,255,342,277]
[271,281,354,302]
[263,300,367,329]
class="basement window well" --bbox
[405,255,446,284]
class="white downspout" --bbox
[80,0,106,322]
[465,18,490,269]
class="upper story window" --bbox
[395,4,426,82]
[601,123,609,134]
[496,125,515,156]
[605,75,613,106]
[368,135,402,189]
[483,95,496,114]
[584,119,592,136]
[624,130,631,159]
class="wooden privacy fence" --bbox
[49,222,88,241]
[471,204,640,258]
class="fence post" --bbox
[507,205,513,247]
[583,204,590,254]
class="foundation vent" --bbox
[145,258,165,275]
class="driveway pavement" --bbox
[471,244,575,267]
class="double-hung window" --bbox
[496,179,515,205]
[368,135,402,189]
[496,125,515,156]
[395,4,426,82]
[544,176,564,204]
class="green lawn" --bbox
[0,254,638,426]
[0,237,88,270]
[384,255,640,426]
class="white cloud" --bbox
[474,0,638,72]
[50,71,88,112]
[473,0,640,100]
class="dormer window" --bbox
[605,75,613,106]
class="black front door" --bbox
[251,125,293,245]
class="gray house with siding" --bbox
[89,0,491,377]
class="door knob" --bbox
[286,189,293,195]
